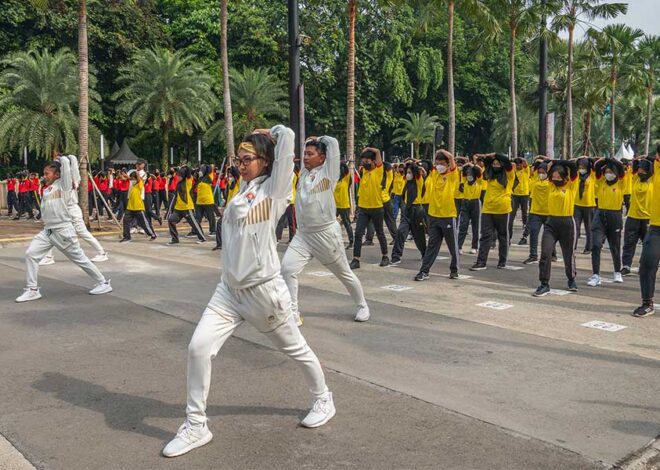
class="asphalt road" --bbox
[0,222,658,469]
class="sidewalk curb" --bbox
[0,433,35,470]
[616,434,660,469]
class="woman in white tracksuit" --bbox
[163,125,335,458]
[15,156,113,302]
[39,154,108,266]
[281,136,369,326]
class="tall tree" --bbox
[551,0,627,159]
[113,48,218,170]
[586,24,643,157]
[630,35,660,156]
[219,0,235,163]
[78,0,90,225]
[346,0,357,213]
[392,111,439,158]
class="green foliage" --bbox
[392,111,439,158]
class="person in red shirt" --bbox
[29,173,40,215]
[144,172,162,225]
[6,173,19,216]
[166,167,179,215]
[154,169,167,215]
[14,173,33,220]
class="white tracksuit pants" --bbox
[186,276,329,426]
[25,227,106,288]
[281,222,367,317]
[44,207,105,260]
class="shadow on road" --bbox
[32,372,303,441]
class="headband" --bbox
[238,142,257,156]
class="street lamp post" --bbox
[538,0,548,156]
[288,0,302,158]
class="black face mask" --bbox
[492,166,502,173]
[552,179,564,187]
[639,173,651,182]
[363,162,373,170]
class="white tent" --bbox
[614,144,627,161]
[625,144,635,159]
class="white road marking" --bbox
[581,320,627,332]
[477,301,514,310]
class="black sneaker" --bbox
[349,259,360,270]
[167,239,179,245]
[389,258,401,266]
[518,237,528,245]
[119,237,131,243]
[346,242,354,250]
[567,279,578,292]
[582,249,591,255]
[363,240,374,246]
[211,246,221,251]
[621,267,631,276]
[379,256,390,267]
[497,263,506,269]
[523,256,538,265]
[533,284,551,297]
[551,255,558,262]
[150,235,157,240]
[449,271,459,280]
[470,263,487,271]
[414,272,429,281]
[185,232,196,238]
[633,304,655,317]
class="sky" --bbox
[571,0,659,40]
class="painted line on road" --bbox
[581,320,627,332]
[477,301,514,311]
[549,289,573,296]
[381,284,413,292]
[502,266,524,271]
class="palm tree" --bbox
[586,24,643,157]
[78,0,90,225]
[551,0,627,159]
[492,104,538,154]
[392,111,439,158]
[0,49,80,158]
[347,0,357,214]
[113,48,218,170]
[219,0,235,162]
[631,35,660,156]
[205,67,287,144]
[493,0,544,159]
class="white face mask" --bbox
[406,173,413,181]
[605,172,616,182]
[579,168,588,175]
[436,164,447,173]
[228,177,234,183]
[539,173,548,181]
[467,176,475,183]
[198,171,203,178]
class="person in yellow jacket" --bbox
[454,156,468,217]
[622,157,654,275]
[334,162,354,248]
[574,156,597,254]
[457,162,482,254]
[622,160,633,213]
[470,153,515,271]
[587,157,626,286]
[533,160,579,296]
[634,149,660,317]
[391,163,405,222]
[120,171,157,242]
[365,162,397,243]
[168,166,206,245]
[389,160,427,265]
[194,164,216,235]
[510,157,531,245]
[414,149,460,280]
[523,158,551,265]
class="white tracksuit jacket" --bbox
[221,125,295,289]
[41,157,76,230]
[294,136,341,233]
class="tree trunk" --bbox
[582,110,592,156]
[347,0,357,217]
[509,25,518,158]
[644,85,653,156]
[564,25,574,160]
[161,126,170,170]
[447,0,456,155]
[414,141,420,160]
[610,69,616,158]
[77,0,90,226]
[220,0,235,165]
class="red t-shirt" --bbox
[18,181,30,193]
[144,177,153,193]
[7,178,16,192]
[30,178,40,192]
[168,176,178,192]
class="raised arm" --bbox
[67,154,81,189]
[320,136,340,182]
[265,124,295,200]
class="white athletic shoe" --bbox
[586,274,601,287]
[458,249,464,255]
[91,252,108,263]
[15,288,42,303]
[293,312,303,327]
[470,249,477,254]
[301,392,336,428]
[39,256,55,266]
[130,227,138,234]
[89,280,112,295]
[162,420,213,458]
[613,272,624,283]
[354,305,370,322]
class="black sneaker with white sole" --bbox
[567,279,578,292]
[389,259,401,266]
[633,304,655,317]
[533,284,551,297]
[621,267,631,276]
[414,272,429,281]
[379,256,390,267]
[470,263,487,271]
[523,256,538,265]
[449,271,459,280]
[349,259,360,270]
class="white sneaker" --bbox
[458,249,464,255]
[613,272,623,283]
[91,252,108,263]
[354,305,370,322]
[16,288,42,303]
[130,227,138,234]
[301,392,336,428]
[89,280,112,295]
[39,256,55,266]
[470,249,477,254]
[587,274,601,287]
[293,312,303,327]
[162,420,213,458]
